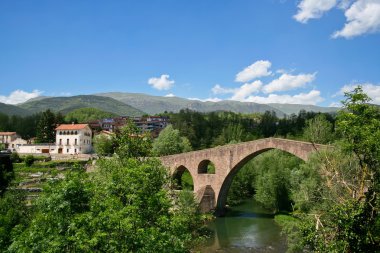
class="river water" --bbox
[199,199,287,253]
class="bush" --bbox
[10,152,21,163]
[24,155,35,167]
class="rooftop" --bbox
[0,132,17,136]
[56,124,89,130]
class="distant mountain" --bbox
[18,95,144,116]
[96,92,286,116]
[21,96,52,104]
[0,102,31,116]
[268,103,339,115]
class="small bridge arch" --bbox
[160,137,327,215]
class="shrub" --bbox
[10,152,21,163]
[24,155,35,167]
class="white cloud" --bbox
[188,97,222,102]
[262,72,316,93]
[246,90,324,105]
[294,0,338,23]
[340,83,380,104]
[148,74,175,90]
[165,93,175,97]
[235,60,272,83]
[212,81,263,101]
[211,84,235,94]
[332,0,380,38]
[231,81,263,101]
[0,89,43,104]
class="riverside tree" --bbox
[287,86,380,252]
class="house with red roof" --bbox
[55,123,92,154]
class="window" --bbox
[67,149,69,153]
[67,139,69,145]
[75,139,77,145]
[59,139,62,145]
[74,149,77,153]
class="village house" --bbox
[0,132,20,149]
[9,137,28,151]
[55,124,92,154]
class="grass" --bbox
[274,213,300,227]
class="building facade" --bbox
[0,132,19,149]
[55,124,92,154]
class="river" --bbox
[199,199,287,253]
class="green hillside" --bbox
[0,102,31,116]
[96,92,286,116]
[64,107,118,123]
[18,95,144,116]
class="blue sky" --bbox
[0,0,379,106]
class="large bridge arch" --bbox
[160,138,328,214]
[215,148,306,215]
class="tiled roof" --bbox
[0,132,17,136]
[56,124,89,130]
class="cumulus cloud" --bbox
[332,0,380,38]
[211,81,263,101]
[0,89,43,104]
[339,83,380,104]
[148,74,175,90]
[231,81,263,101]
[294,0,338,23]
[246,90,324,105]
[211,84,235,94]
[235,60,272,83]
[165,93,175,97]
[262,72,316,93]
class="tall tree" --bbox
[35,109,57,143]
[113,121,152,159]
[303,114,334,144]
[152,125,192,156]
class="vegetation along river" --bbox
[199,199,287,253]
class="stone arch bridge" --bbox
[159,137,328,215]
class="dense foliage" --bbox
[64,107,118,123]
[1,121,204,252]
[163,109,335,150]
[152,125,192,156]
[0,154,14,196]
[35,109,64,143]
[0,113,41,139]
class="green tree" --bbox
[0,191,30,250]
[253,150,301,212]
[289,86,380,252]
[259,111,278,137]
[0,153,14,195]
[93,134,115,156]
[152,125,192,156]
[113,121,152,159]
[64,107,118,123]
[10,158,203,252]
[303,114,334,144]
[36,109,57,143]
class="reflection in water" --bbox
[200,199,287,253]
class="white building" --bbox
[0,132,19,149]
[18,143,56,154]
[9,137,28,152]
[55,124,92,154]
